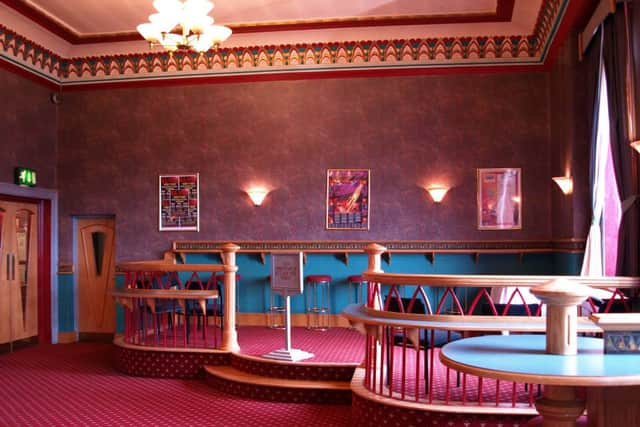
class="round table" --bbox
[440,334,640,427]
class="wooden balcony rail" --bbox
[344,243,640,415]
[113,243,240,352]
[112,288,221,349]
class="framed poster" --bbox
[326,168,370,230]
[477,168,521,230]
[270,252,304,296]
[159,173,199,231]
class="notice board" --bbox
[270,252,303,296]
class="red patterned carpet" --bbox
[237,326,365,362]
[0,341,353,427]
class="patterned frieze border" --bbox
[0,24,62,83]
[0,0,567,85]
[172,239,585,253]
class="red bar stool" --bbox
[305,275,332,331]
[266,275,285,329]
[347,275,367,305]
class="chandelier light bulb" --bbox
[138,0,231,53]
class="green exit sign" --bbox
[15,167,37,187]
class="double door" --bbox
[0,200,38,346]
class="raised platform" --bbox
[113,326,538,425]
[114,326,363,374]
[114,326,362,403]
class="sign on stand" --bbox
[263,252,314,362]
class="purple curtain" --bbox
[602,5,639,277]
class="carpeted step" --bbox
[205,365,352,404]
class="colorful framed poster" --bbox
[326,168,370,230]
[159,173,199,231]
[477,168,521,230]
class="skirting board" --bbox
[57,331,79,343]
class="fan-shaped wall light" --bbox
[552,176,573,195]
[425,186,449,203]
[246,188,269,206]
[631,140,640,153]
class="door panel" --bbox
[0,201,38,345]
[0,207,10,344]
[77,218,116,333]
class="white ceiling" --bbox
[22,0,504,35]
[19,0,504,35]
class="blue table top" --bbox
[440,334,640,387]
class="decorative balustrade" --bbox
[343,243,640,414]
[113,243,240,351]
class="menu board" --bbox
[270,252,304,296]
[159,173,199,231]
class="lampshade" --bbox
[426,186,448,203]
[247,188,269,206]
[138,0,231,53]
[552,176,573,195]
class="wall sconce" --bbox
[246,188,269,206]
[552,176,573,195]
[631,140,640,153]
[425,186,449,203]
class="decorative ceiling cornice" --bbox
[0,0,568,88]
[0,0,516,44]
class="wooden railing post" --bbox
[365,243,386,308]
[531,278,591,355]
[365,243,386,274]
[220,243,240,352]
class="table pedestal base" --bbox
[534,386,585,427]
[586,385,640,427]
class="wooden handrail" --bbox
[343,304,602,333]
[111,288,219,299]
[117,261,234,273]
[362,272,640,289]
[115,242,241,353]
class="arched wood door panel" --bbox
[77,218,116,333]
[0,201,38,345]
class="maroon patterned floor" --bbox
[1,328,537,426]
[0,342,353,427]
[237,326,365,363]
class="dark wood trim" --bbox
[172,239,586,254]
[57,262,73,274]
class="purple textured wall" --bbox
[57,73,552,261]
[549,32,592,240]
[0,68,57,188]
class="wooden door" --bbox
[0,201,38,345]
[77,218,116,333]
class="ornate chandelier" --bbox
[137,0,232,53]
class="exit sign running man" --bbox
[15,167,37,187]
